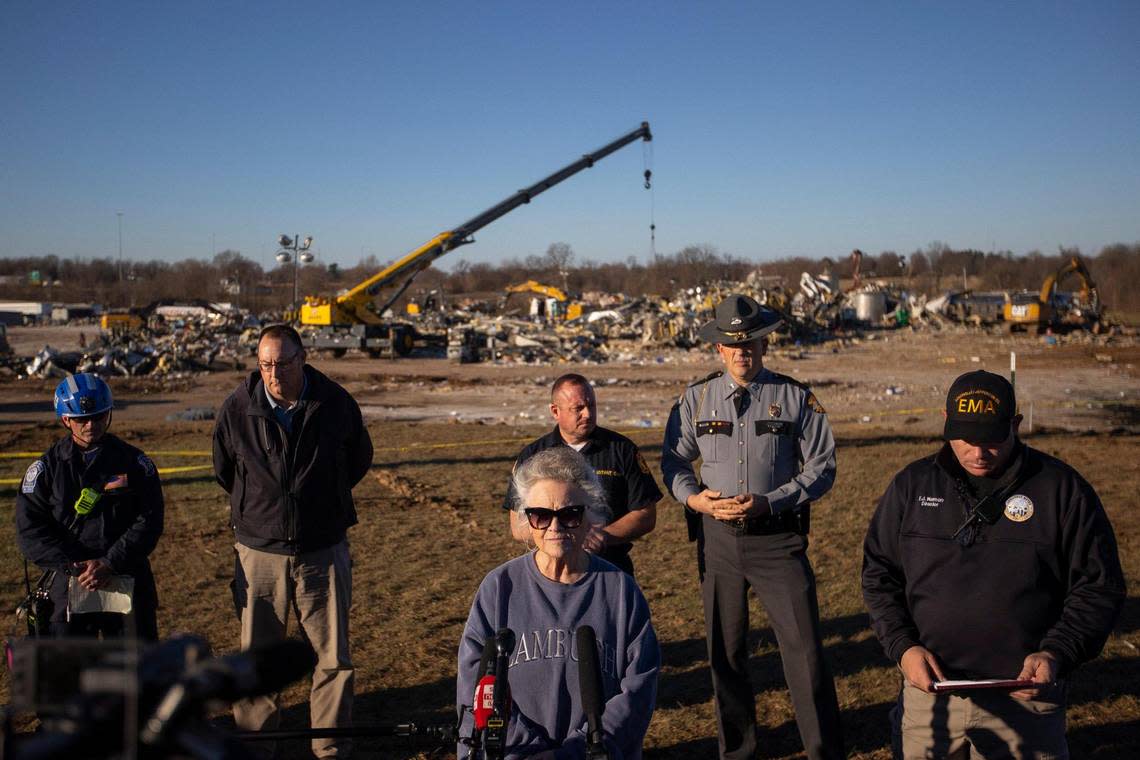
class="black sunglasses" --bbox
[523,505,587,530]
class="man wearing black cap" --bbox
[862,370,1125,758]
[662,294,843,760]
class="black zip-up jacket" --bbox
[16,433,164,623]
[862,441,1124,680]
[212,365,373,554]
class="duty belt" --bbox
[724,506,809,536]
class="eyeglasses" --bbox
[258,354,301,372]
[523,505,587,530]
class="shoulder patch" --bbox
[137,454,157,478]
[687,370,723,389]
[635,450,650,474]
[22,461,44,494]
[806,393,827,414]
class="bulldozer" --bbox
[1003,254,1102,334]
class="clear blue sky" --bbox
[3,2,1138,274]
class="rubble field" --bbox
[1,325,1137,759]
[2,324,1136,436]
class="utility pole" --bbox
[117,212,124,282]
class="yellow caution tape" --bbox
[0,464,213,486]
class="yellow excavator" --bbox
[300,122,652,356]
[1003,254,1101,333]
[501,280,583,321]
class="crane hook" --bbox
[643,169,652,190]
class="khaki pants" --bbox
[893,683,1068,759]
[233,541,354,758]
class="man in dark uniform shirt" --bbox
[502,373,661,575]
[863,370,1124,758]
[16,373,164,640]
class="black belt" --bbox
[723,507,809,536]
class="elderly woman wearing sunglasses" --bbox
[456,447,660,760]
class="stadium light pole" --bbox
[275,234,314,323]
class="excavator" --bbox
[1002,254,1102,333]
[300,122,652,356]
[501,280,583,321]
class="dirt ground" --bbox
[1,325,1138,758]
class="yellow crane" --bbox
[300,122,652,356]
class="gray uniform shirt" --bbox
[661,368,836,513]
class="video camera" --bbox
[3,634,313,760]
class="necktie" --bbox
[733,386,750,417]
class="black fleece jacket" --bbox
[862,441,1125,680]
[213,365,373,554]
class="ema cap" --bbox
[697,294,783,344]
[943,370,1016,443]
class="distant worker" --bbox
[862,370,1125,758]
[16,373,164,639]
[503,373,662,576]
[213,324,373,759]
[661,294,844,760]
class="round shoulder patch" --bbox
[1004,494,1034,523]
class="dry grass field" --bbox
[1,328,1137,758]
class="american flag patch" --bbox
[104,473,129,490]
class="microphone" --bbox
[141,638,316,746]
[576,626,609,760]
[472,638,497,733]
[483,628,515,760]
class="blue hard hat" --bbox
[54,373,114,418]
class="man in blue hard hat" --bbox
[15,373,165,639]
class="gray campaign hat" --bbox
[697,294,783,344]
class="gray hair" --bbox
[511,448,611,522]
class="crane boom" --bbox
[302,121,652,328]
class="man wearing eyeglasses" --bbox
[213,324,373,759]
[502,373,662,576]
[662,294,843,760]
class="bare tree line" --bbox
[2,241,1138,319]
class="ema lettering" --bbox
[954,389,1001,415]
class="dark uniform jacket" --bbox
[862,441,1125,680]
[16,433,164,624]
[502,425,662,563]
[212,365,373,554]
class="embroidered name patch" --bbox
[918,496,944,508]
[755,420,793,437]
[1004,494,1034,522]
[697,420,733,437]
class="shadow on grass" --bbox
[219,676,459,760]
[660,612,875,673]
[1113,594,1140,636]
[647,699,894,759]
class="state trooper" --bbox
[662,294,843,760]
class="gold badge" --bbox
[1004,494,1034,523]
[806,393,826,414]
[769,403,781,418]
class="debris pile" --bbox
[22,311,257,379]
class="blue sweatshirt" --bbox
[456,553,660,760]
